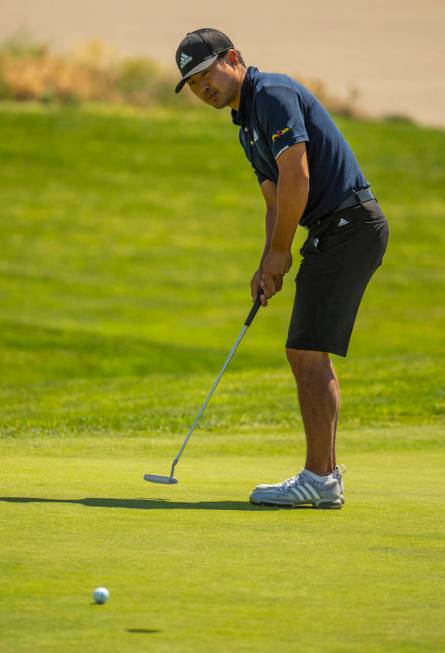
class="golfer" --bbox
[174,28,389,508]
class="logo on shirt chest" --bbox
[249,129,259,145]
[272,127,290,142]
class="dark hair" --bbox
[218,49,246,67]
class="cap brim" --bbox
[175,54,218,93]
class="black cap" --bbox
[175,28,234,93]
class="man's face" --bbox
[186,52,241,109]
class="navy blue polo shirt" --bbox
[231,67,369,227]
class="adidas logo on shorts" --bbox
[338,218,349,227]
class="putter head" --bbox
[144,474,178,485]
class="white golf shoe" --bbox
[249,470,342,509]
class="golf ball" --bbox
[93,587,109,604]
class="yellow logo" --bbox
[272,127,290,142]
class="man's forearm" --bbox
[270,173,309,251]
[259,207,277,269]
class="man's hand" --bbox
[250,268,263,302]
[261,249,292,301]
[251,268,270,306]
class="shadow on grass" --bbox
[126,629,161,634]
[0,318,282,376]
[0,496,315,510]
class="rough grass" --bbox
[0,104,444,439]
[0,35,187,107]
[0,32,365,117]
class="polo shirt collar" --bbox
[231,66,258,127]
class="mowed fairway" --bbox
[1,103,444,652]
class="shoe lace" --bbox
[281,473,304,491]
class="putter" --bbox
[144,292,264,485]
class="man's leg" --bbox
[330,358,340,469]
[249,347,342,507]
[286,348,339,475]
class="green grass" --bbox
[1,102,444,651]
[1,440,444,653]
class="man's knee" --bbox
[285,348,330,379]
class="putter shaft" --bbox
[169,324,248,477]
[145,293,263,484]
[169,293,263,476]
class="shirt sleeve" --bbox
[254,86,309,161]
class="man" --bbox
[174,28,389,509]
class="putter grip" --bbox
[244,290,264,327]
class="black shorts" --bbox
[286,199,389,357]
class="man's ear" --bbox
[227,49,238,68]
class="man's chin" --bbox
[202,91,226,109]
[212,95,230,110]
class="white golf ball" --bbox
[93,587,109,604]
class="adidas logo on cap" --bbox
[180,52,193,69]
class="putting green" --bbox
[1,434,444,653]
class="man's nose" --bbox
[198,78,210,94]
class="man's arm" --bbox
[271,141,309,250]
[260,180,278,266]
[250,179,277,305]
[261,142,309,301]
